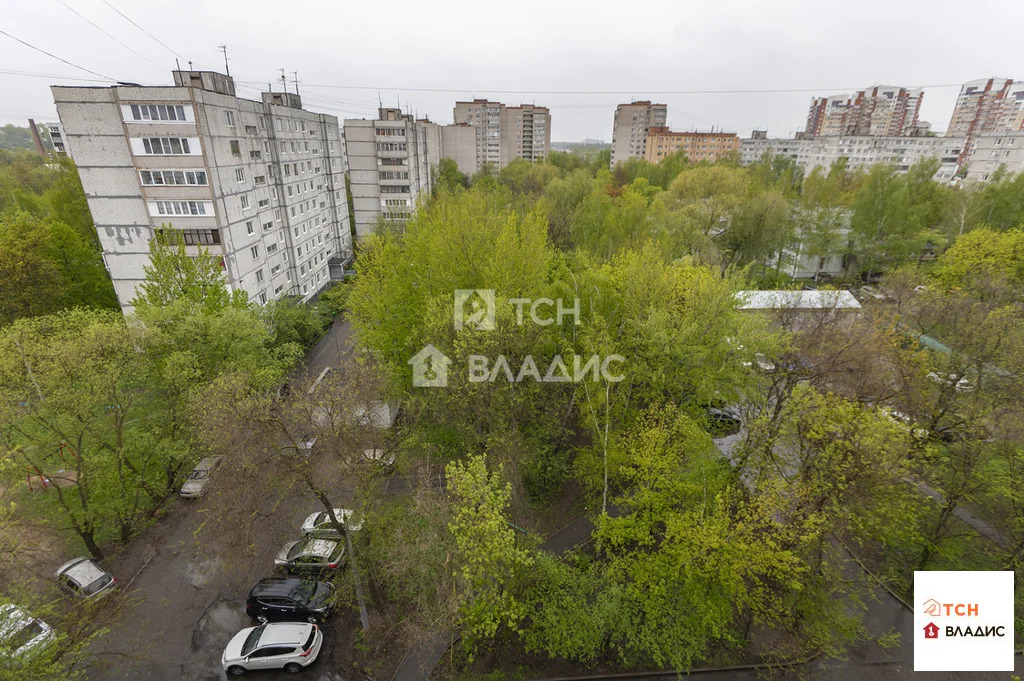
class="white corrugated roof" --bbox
[736,290,862,310]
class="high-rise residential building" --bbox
[344,108,434,239]
[740,133,963,182]
[611,101,667,166]
[805,86,924,137]
[644,127,739,163]
[945,78,1024,162]
[439,123,478,176]
[964,131,1024,182]
[45,122,67,156]
[52,69,351,312]
[452,99,551,170]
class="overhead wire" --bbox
[0,29,115,81]
[100,0,185,61]
[57,0,167,73]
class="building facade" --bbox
[344,107,434,239]
[644,127,739,163]
[439,123,478,176]
[741,133,963,182]
[45,121,67,156]
[610,101,667,166]
[805,86,924,137]
[452,99,551,170]
[945,78,1024,162]
[964,131,1024,181]
[52,70,351,312]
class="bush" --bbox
[315,280,352,319]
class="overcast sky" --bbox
[3,0,1023,141]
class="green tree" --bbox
[447,454,533,652]
[434,157,469,194]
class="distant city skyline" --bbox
[2,0,1022,141]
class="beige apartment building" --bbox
[644,127,740,163]
[52,69,351,312]
[610,101,667,166]
[806,86,924,137]
[452,99,551,170]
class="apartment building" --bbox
[52,69,351,312]
[610,101,667,166]
[439,123,478,176]
[965,131,1024,181]
[644,127,739,163]
[45,121,67,156]
[344,107,434,239]
[805,86,924,137]
[452,99,551,170]
[946,78,1024,162]
[741,133,963,182]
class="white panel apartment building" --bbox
[610,101,667,166]
[344,107,433,239]
[452,99,551,170]
[741,132,964,182]
[965,131,1024,181]
[52,70,351,312]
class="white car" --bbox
[55,557,116,599]
[300,508,362,536]
[0,604,54,658]
[927,371,973,392]
[180,456,224,498]
[360,448,396,471]
[221,622,323,676]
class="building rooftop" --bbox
[735,290,862,310]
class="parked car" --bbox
[55,558,116,599]
[296,432,318,453]
[221,622,323,676]
[300,508,362,536]
[0,604,54,658]
[359,448,396,472]
[927,371,973,392]
[706,406,742,437]
[246,577,336,623]
[275,536,345,573]
[180,456,224,498]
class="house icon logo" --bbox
[923,598,942,616]
[409,344,451,388]
[454,289,495,331]
[924,622,940,639]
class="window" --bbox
[255,269,264,283]
[267,242,278,254]
[235,168,245,183]
[258,198,270,208]
[381,185,410,194]
[275,118,283,131]
[230,140,241,155]
[245,125,257,134]
[251,245,260,258]
[263,221,273,231]
[249,150,262,160]
[380,158,405,166]
[141,137,191,154]
[240,195,251,211]
[285,165,291,177]
[153,200,209,216]
[246,221,254,235]
[225,110,235,127]
[139,170,207,186]
[255,175,266,185]
[258,292,267,305]
[301,121,306,131]
[376,142,407,152]
[291,142,297,153]
[129,103,186,121]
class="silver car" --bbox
[180,456,224,498]
[300,508,362,536]
[221,622,323,676]
[0,604,54,658]
[275,536,345,573]
[55,557,116,599]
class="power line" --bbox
[58,0,167,73]
[0,68,117,84]
[100,0,184,61]
[0,29,115,81]
[236,79,966,97]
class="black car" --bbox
[706,406,742,437]
[245,577,336,623]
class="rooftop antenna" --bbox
[279,68,287,92]
[188,60,193,70]
[218,45,230,76]
[292,71,299,96]
[175,58,181,71]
